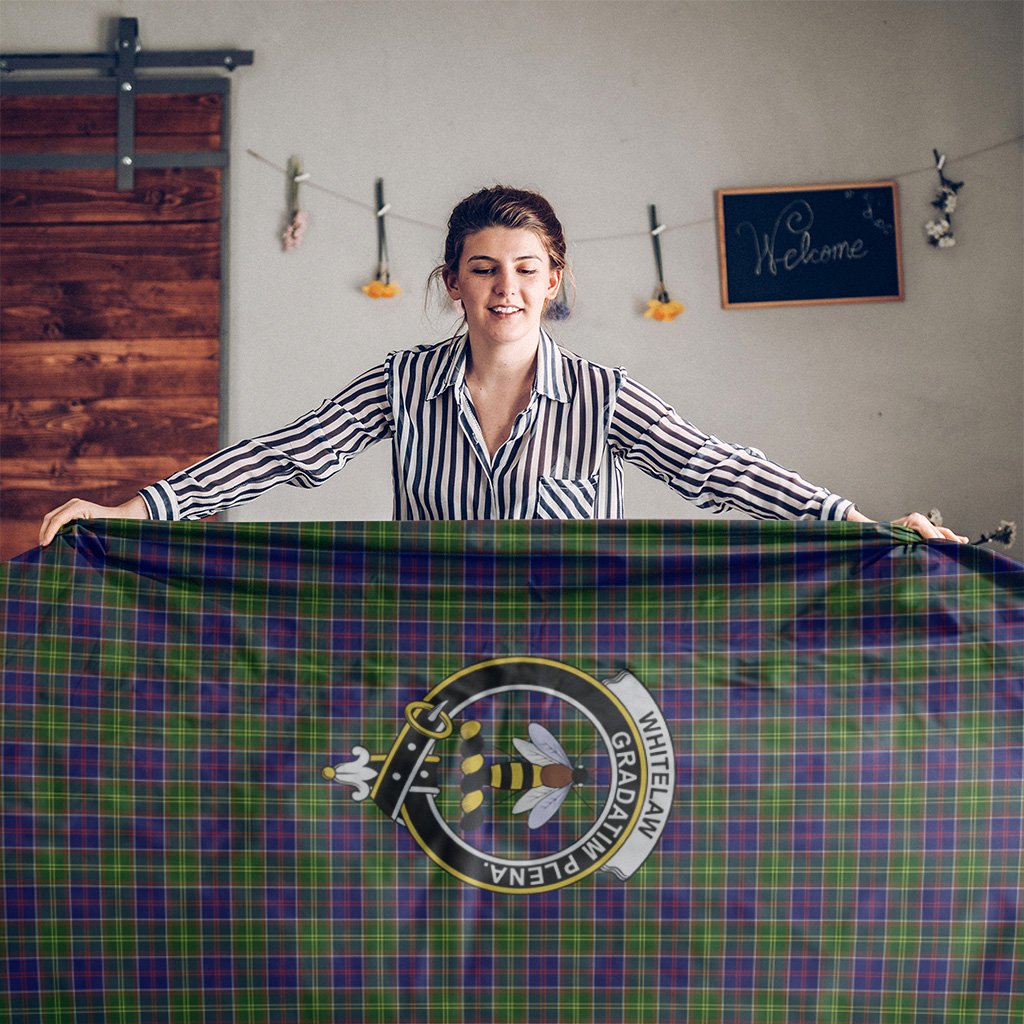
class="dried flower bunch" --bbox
[363,178,401,299]
[974,521,1017,548]
[282,156,309,252]
[644,297,685,322]
[644,204,685,322]
[282,210,308,251]
[362,279,402,299]
[931,509,1016,548]
[925,150,963,249]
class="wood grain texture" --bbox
[0,91,222,560]
[1,453,216,561]
[1,339,219,398]
[1,279,219,340]
[1,168,222,224]
[2,397,219,458]
[1,520,47,562]
[1,222,220,283]
[0,93,223,138]
[2,455,198,517]
[1,134,223,155]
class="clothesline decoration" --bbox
[643,204,685,322]
[281,154,309,252]
[361,177,401,299]
[974,521,1017,547]
[246,134,1019,249]
[925,149,964,249]
[930,509,1015,548]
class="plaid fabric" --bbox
[1,520,1021,1024]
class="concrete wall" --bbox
[3,0,1021,542]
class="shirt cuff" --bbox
[138,480,180,520]
[820,493,856,521]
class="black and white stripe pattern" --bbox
[140,332,852,522]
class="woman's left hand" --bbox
[848,508,969,543]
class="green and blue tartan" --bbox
[1,519,1021,1024]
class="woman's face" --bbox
[445,227,561,350]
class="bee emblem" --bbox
[458,721,590,831]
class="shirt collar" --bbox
[425,334,469,399]
[426,329,570,403]
[535,328,571,403]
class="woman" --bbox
[39,186,966,544]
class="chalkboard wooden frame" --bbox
[716,181,904,309]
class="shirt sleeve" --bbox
[139,360,394,520]
[607,374,854,521]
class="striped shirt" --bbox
[139,331,854,522]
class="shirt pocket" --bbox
[534,475,599,519]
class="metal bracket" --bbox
[1,16,254,191]
[116,18,140,189]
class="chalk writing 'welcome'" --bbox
[736,200,868,277]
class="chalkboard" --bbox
[716,181,904,309]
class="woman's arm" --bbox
[609,375,968,542]
[38,360,394,544]
[39,494,149,547]
[609,375,853,520]
[140,362,393,520]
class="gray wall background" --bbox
[3,0,1022,542]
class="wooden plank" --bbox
[1,339,219,398]
[0,93,223,138]
[1,279,219,340]
[2,456,189,491]
[1,397,219,458]
[0,222,220,284]
[1,455,200,519]
[2,519,46,562]
[1,168,222,224]
[1,134,222,155]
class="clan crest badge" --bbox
[323,658,675,894]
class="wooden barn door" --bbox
[0,22,248,561]
[0,94,223,560]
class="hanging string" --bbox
[246,133,1023,246]
[246,149,441,231]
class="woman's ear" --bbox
[443,269,461,302]
[547,267,562,299]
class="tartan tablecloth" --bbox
[1,519,1021,1024]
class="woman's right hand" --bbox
[39,494,149,548]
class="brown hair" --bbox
[428,185,573,319]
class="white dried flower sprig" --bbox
[974,521,1017,548]
[925,218,955,248]
[932,509,1016,548]
[925,150,963,250]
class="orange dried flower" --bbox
[644,299,685,322]
[361,279,402,299]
